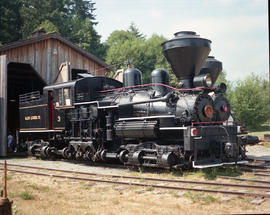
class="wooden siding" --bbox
[0,38,107,84]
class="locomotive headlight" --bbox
[193,74,212,87]
[222,104,228,112]
[191,128,198,136]
[205,75,212,87]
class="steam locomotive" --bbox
[18,31,258,169]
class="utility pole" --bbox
[0,161,12,215]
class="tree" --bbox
[216,71,228,84]
[105,30,146,77]
[127,22,145,40]
[17,0,105,58]
[0,0,22,44]
[228,74,270,129]
[105,27,176,83]
[35,20,59,34]
[65,0,97,23]
[144,34,178,84]
[69,17,105,59]
[19,0,67,38]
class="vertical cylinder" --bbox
[151,69,170,96]
[123,68,142,87]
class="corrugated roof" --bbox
[0,32,111,70]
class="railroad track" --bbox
[238,159,270,176]
[1,162,270,199]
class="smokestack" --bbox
[162,31,211,88]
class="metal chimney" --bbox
[162,31,211,88]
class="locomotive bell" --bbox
[199,56,222,86]
[162,31,211,88]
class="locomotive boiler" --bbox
[18,31,258,169]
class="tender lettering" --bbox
[25,115,41,120]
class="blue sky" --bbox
[94,0,268,82]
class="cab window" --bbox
[54,88,72,107]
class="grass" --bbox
[129,185,138,191]
[181,166,243,180]
[82,212,94,215]
[3,166,270,215]
[27,184,49,192]
[19,191,33,200]
[112,199,120,205]
[145,185,154,191]
[12,205,18,215]
[262,141,270,148]
[203,195,217,204]
[183,191,217,205]
[201,166,243,180]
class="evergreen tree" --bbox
[0,0,22,44]
[19,0,67,38]
[127,22,145,39]
[69,17,105,59]
[35,20,59,34]
[18,0,105,58]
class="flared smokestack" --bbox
[199,56,222,86]
[162,31,211,88]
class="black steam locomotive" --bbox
[18,31,258,169]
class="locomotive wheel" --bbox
[100,150,107,161]
[65,147,75,160]
[119,150,129,163]
[40,146,50,159]
[84,149,94,162]
[28,144,39,156]
[61,147,71,159]
[160,152,177,168]
[130,151,144,165]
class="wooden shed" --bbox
[0,29,110,156]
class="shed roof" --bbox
[0,32,110,70]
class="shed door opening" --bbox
[7,62,46,135]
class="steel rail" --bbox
[1,163,270,191]
[239,164,270,170]
[240,167,270,173]
[2,167,270,198]
[254,173,270,177]
[218,176,270,184]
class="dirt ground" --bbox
[3,167,270,215]
[246,140,270,161]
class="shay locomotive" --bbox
[18,31,258,169]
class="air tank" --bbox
[162,31,211,88]
[199,56,222,86]
[123,68,142,87]
[151,69,170,96]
